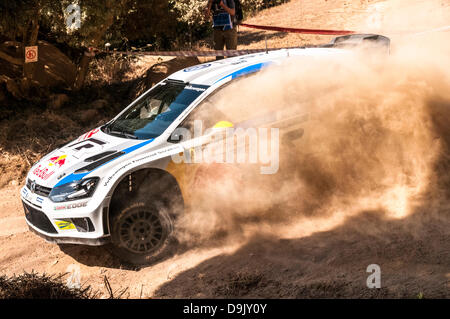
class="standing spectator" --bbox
[205,0,237,60]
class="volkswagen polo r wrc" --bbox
[20,34,390,265]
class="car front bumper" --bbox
[21,185,110,246]
[26,223,110,245]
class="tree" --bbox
[70,0,131,90]
[0,0,287,92]
[0,0,131,90]
[0,0,47,86]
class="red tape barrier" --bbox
[87,23,450,58]
[93,23,357,57]
[101,48,299,57]
[240,23,355,35]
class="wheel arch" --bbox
[104,167,184,234]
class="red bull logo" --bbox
[32,154,66,180]
[32,165,54,180]
[48,155,67,168]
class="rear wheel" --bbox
[109,201,175,265]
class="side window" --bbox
[168,98,228,143]
[167,76,256,143]
[186,100,225,132]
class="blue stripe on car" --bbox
[214,62,272,84]
[54,138,154,187]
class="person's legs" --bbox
[224,28,238,50]
[214,29,225,60]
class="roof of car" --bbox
[167,47,347,87]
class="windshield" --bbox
[104,81,208,139]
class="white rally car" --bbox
[21,34,390,265]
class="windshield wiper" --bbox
[104,122,138,139]
[109,129,138,139]
[103,122,112,133]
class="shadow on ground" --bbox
[154,209,449,298]
[57,240,187,271]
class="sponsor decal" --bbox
[185,84,207,92]
[103,162,133,187]
[32,164,55,180]
[78,128,99,141]
[185,85,207,92]
[69,137,106,151]
[48,154,67,168]
[231,59,247,65]
[55,220,76,230]
[183,64,211,72]
[22,187,31,201]
[32,153,66,180]
[36,197,43,204]
[103,145,180,187]
[54,202,88,211]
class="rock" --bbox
[91,99,109,110]
[5,78,22,99]
[80,109,99,124]
[1,40,77,88]
[48,93,69,109]
[131,56,200,99]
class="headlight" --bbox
[49,177,99,203]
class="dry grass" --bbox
[0,272,94,299]
[0,271,131,299]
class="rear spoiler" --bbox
[322,34,391,53]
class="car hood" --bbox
[26,127,153,189]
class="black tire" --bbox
[109,201,176,266]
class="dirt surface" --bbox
[0,0,449,298]
[238,0,384,49]
[2,180,447,298]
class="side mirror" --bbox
[282,128,304,144]
[167,132,184,143]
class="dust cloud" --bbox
[173,0,450,247]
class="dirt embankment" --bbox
[0,0,449,298]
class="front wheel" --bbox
[109,201,175,265]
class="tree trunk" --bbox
[73,11,115,91]
[73,52,93,91]
[22,8,40,87]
